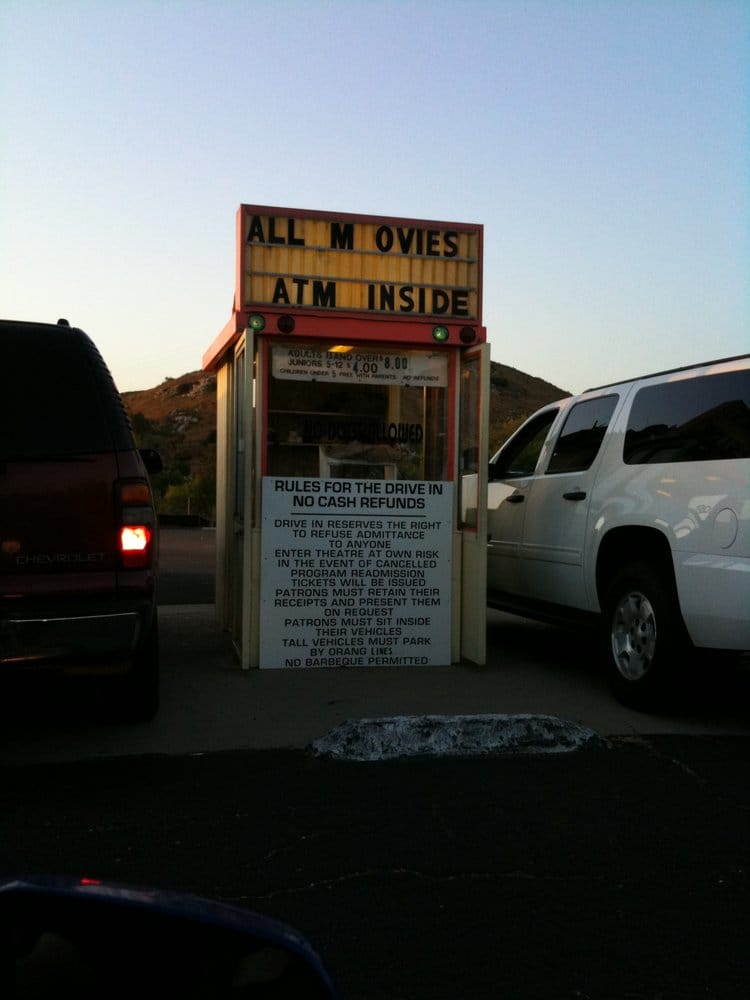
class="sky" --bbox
[1,0,747,396]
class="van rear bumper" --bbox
[0,611,144,666]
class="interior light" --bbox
[248,314,266,332]
[276,315,295,333]
[328,345,354,353]
[432,325,449,343]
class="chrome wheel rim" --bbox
[611,590,657,681]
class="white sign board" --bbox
[272,346,448,387]
[260,477,453,668]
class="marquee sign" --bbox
[239,206,482,322]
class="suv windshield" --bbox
[1,324,131,460]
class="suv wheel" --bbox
[602,561,689,709]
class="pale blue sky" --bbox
[2,0,747,395]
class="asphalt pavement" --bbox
[1,527,748,766]
[1,528,748,999]
[2,737,748,998]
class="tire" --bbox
[601,561,689,710]
[118,612,160,723]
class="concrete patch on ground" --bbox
[311,713,600,761]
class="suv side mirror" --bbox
[139,448,163,475]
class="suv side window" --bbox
[491,408,558,479]
[624,370,750,464]
[546,395,617,474]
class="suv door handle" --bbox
[506,493,525,504]
[563,490,587,501]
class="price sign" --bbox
[272,346,448,387]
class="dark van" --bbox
[0,319,161,721]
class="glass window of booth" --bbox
[265,340,449,481]
[458,352,481,529]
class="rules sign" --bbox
[260,477,453,668]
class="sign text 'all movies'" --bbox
[260,478,453,668]
[242,208,481,320]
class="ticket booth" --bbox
[203,205,489,669]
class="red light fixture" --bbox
[119,524,153,568]
[120,525,151,552]
[117,481,155,569]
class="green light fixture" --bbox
[432,325,449,343]
[248,314,266,332]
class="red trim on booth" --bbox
[204,310,486,371]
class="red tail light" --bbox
[120,524,152,568]
[117,480,156,569]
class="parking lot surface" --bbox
[2,530,748,999]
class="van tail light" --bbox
[117,480,156,569]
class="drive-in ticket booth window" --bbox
[203,206,488,670]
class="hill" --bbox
[487,362,568,450]
[122,372,218,521]
[122,362,568,519]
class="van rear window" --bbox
[624,370,750,464]
[1,325,130,460]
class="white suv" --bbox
[487,355,749,707]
